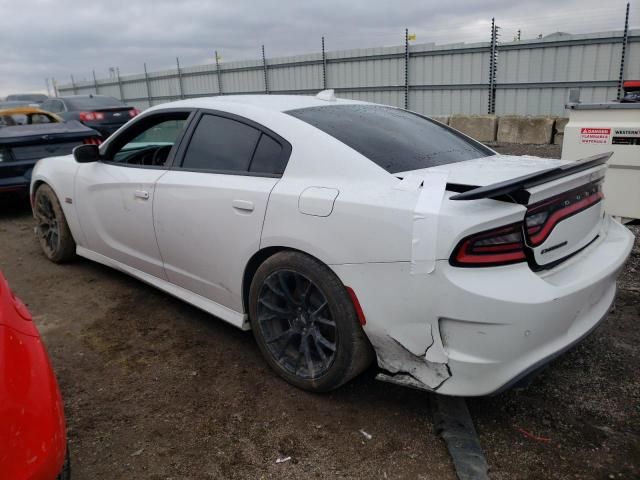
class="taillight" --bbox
[524,182,603,247]
[451,223,526,267]
[129,108,140,118]
[451,182,603,268]
[83,137,102,145]
[79,111,104,121]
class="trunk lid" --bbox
[91,107,132,124]
[0,121,99,162]
[400,153,609,269]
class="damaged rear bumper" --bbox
[330,217,633,396]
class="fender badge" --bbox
[64,197,73,204]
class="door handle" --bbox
[134,190,150,200]
[232,199,254,212]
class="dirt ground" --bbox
[0,143,638,479]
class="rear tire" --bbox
[249,251,373,392]
[33,184,76,263]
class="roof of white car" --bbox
[145,94,367,114]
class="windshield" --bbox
[286,104,494,173]
[66,96,124,110]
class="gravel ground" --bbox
[491,142,562,159]
[0,143,638,479]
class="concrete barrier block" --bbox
[497,116,554,144]
[555,117,569,134]
[428,115,450,125]
[449,115,498,142]
[554,132,564,146]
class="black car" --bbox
[0,120,100,193]
[40,95,140,138]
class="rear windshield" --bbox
[66,96,124,110]
[286,104,493,173]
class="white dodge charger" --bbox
[30,93,633,396]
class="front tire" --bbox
[249,251,373,392]
[33,184,76,263]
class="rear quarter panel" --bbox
[257,114,416,265]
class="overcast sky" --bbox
[0,0,636,97]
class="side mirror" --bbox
[73,144,100,163]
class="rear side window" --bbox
[181,114,261,172]
[286,105,494,173]
[249,134,285,174]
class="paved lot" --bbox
[0,144,638,479]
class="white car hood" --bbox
[397,154,571,187]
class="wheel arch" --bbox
[31,177,85,247]
[31,178,48,197]
[241,246,337,314]
[31,179,59,212]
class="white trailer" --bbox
[561,102,640,221]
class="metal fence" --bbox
[57,23,639,117]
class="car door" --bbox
[153,110,291,312]
[74,111,194,279]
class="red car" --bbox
[0,271,69,479]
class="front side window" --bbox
[181,114,261,172]
[286,104,494,174]
[108,115,189,167]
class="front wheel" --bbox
[33,184,76,263]
[249,251,373,392]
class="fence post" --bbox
[176,57,185,99]
[143,63,152,107]
[215,50,223,95]
[92,70,99,94]
[262,45,269,94]
[70,75,77,95]
[488,18,498,114]
[404,28,410,110]
[322,36,327,90]
[617,2,630,100]
[116,67,125,101]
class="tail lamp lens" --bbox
[450,182,603,268]
[83,137,102,145]
[79,111,104,121]
[129,108,140,117]
[451,223,526,266]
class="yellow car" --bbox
[0,106,62,127]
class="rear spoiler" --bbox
[449,152,612,204]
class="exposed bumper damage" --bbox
[332,217,633,396]
[370,325,451,392]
